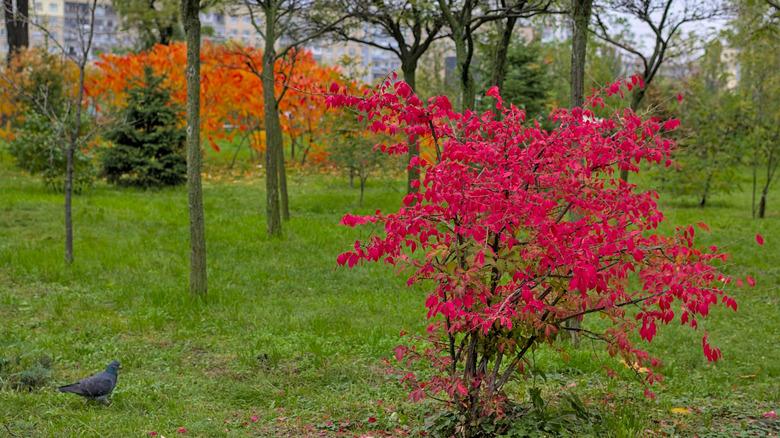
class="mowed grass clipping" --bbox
[0,157,778,436]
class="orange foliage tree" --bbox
[88,42,350,165]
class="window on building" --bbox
[49,2,57,11]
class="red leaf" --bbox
[663,119,680,131]
[756,233,765,246]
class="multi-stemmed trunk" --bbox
[182,0,207,295]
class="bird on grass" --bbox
[58,360,120,404]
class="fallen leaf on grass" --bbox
[619,359,649,373]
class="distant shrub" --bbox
[101,66,186,188]
[329,119,391,205]
[7,112,96,193]
[1,48,96,193]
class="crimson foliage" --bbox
[330,76,745,433]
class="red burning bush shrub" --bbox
[331,76,744,435]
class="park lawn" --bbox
[0,157,778,437]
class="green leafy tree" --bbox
[113,0,183,49]
[5,50,96,193]
[478,38,551,119]
[659,40,747,207]
[330,119,390,206]
[542,38,623,110]
[101,67,186,188]
[734,0,780,218]
[8,112,95,193]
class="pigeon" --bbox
[58,360,120,404]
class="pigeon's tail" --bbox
[58,383,81,394]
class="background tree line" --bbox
[3,0,779,297]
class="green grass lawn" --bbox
[0,156,778,437]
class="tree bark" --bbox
[438,0,476,111]
[3,0,29,64]
[62,0,97,265]
[456,40,476,111]
[402,60,420,193]
[570,0,592,109]
[359,175,366,206]
[277,131,289,220]
[566,0,593,346]
[700,172,713,208]
[262,3,282,236]
[182,0,207,295]
[490,16,517,91]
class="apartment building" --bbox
[1,2,414,85]
[0,0,128,58]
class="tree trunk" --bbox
[62,0,96,265]
[159,23,175,45]
[64,67,87,265]
[491,16,517,91]
[456,40,476,111]
[3,0,29,64]
[700,172,713,208]
[262,4,282,236]
[277,133,289,220]
[438,0,476,112]
[359,176,366,206]
[182,0,207,295]
[570,0,593,109]
[566,0,593,345]
[758,190,767,219]
[402,60,420,193]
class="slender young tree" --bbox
[181,0,207,295]
[242,0,349,236]
[64,1,98,265]
[335,0,444,193]
[3,0,29,63]
[0,0,100,264]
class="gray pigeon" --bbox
[58,360,120,404]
